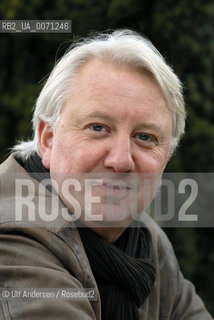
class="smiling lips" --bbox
[102,182,131,191]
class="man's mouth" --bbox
[102,181,131,191]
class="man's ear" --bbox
[167,153,173,163]
[38,120,53,169]
[164,153,173,168]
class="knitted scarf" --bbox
[17,153,156,320]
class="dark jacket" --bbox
[0,154,212,319]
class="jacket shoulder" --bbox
[0,154,71,232]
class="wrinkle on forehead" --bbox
[65,58,167,104]
[63,57,168,113]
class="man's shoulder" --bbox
[0,153,25,174]
[140,211,176,268]
[0,153,70,233]
[140,211,170,246]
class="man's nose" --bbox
[103,136,135,172]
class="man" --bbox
[0,30,212,319]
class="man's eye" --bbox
[135,133,156,144]
[137,133,150,141]
[89,124,106,132]
[136,133,152,141]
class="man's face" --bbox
[39,58,172,236]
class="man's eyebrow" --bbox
[80,111,115,122]
[137,122,162,132]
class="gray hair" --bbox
[13,29,186,158]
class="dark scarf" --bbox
[17,153,156,320]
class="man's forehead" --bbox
[68,58,164,110]
[73,57,155,88]
[59,58,169,125]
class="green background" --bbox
[0,0,213,315]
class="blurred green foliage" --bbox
[0,0,213,316]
